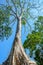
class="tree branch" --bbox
[11,8,17,16]
[11,0,17,13]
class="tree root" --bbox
[2,38,37,65]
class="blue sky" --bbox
[0,0,43,64]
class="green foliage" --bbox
[21,18,26,25]
[34,16,43,32]
[23,16,43,65]
[0,6,12,40]
[0,6,11,24]
[34,45,43,65]
[23,32,43,50]
[38,16,43,22]
[24,16,43,49]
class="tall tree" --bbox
[23,16,43,65]
[0,0,39,65]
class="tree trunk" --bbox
[2,17,37,65]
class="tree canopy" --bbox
[0,0,33,40]
[0,0,41,40]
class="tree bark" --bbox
[2,17,37,65]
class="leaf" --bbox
[21,18,26,25]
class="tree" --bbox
[0,0,39,65]
[23,16,43,65]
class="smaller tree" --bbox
[23,16,43,65]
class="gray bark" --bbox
[2,17,37,65]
